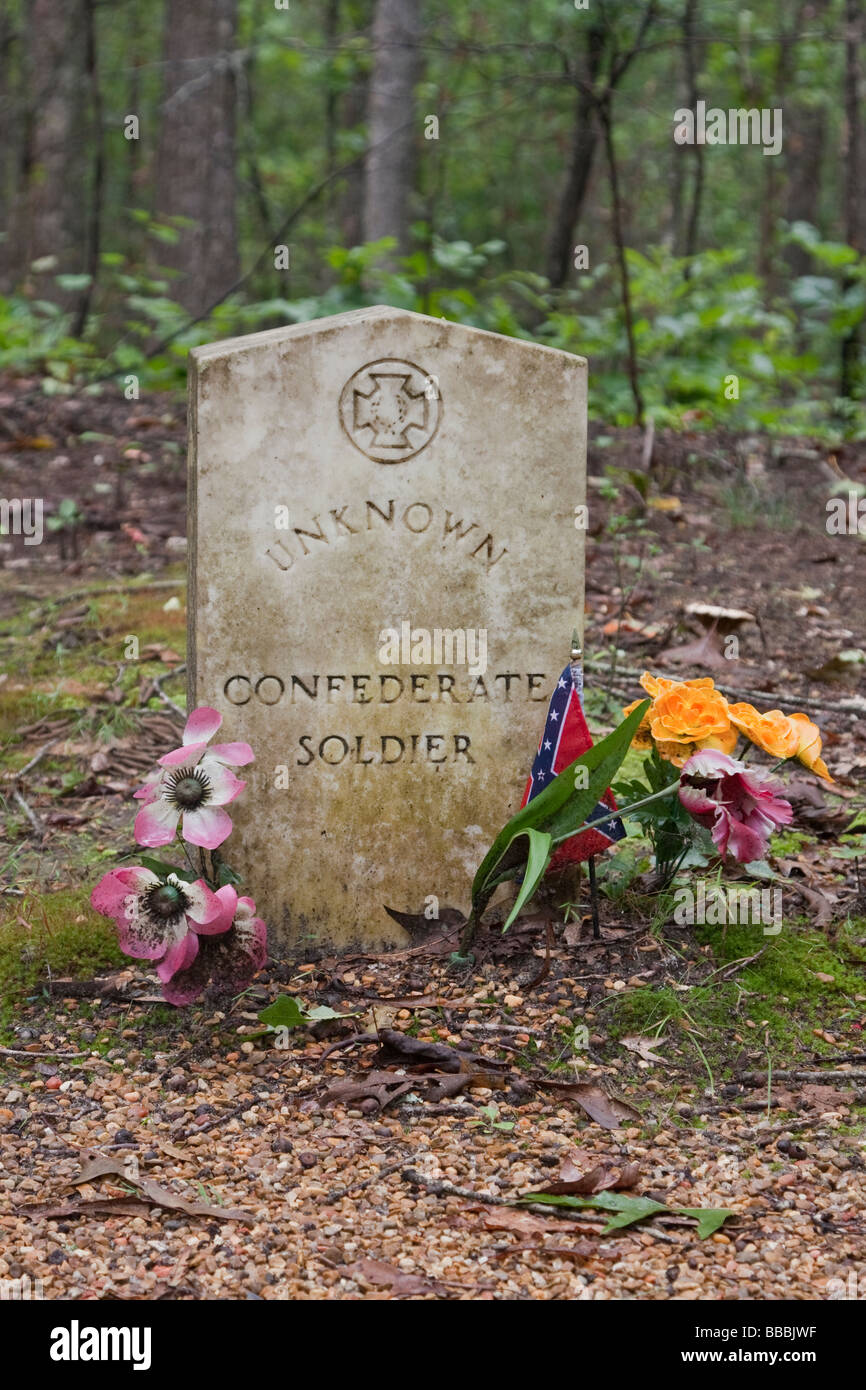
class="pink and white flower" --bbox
[679,749,793,864]
[161,886,267,1006]
[133,706,253,851]
[90,867,233,976]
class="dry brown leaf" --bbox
[532,1156,641,1197]
[71,1147,249,1221]
[339,1257,449,1297]
[621,1034,668,1064]
[479,1207,558,1238]
[535,1080,640,1129]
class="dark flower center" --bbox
[167,766,211,810]
[148,883,187,919]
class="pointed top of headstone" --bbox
[190,303,587,368]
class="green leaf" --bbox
[216,861,243,887]
[137,855,190,881]
[517,1191,734,1238]
[518,1191,667,1231]
[258,996,308,1029]
[676,1207,734,1240]
[257,997,354,1030]
[501,828,553,932]
[471,699,649,904]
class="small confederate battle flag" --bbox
[521,661,626,868]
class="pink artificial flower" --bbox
[90,868,233,974]
[679,749,793,864]
[133,705,253,851]
[162,886,267,1007]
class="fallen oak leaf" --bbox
[477,1206,561,1238]
[71,1146,250,1221]
[321,1070,416,1111]
[338,1257,450,1297]
[375,1027,505,1074]
[534,1079,640,1129]
[424,1067,505,1101]
[532,1157,641,1198]
[74,1149,139,1185]
[621,1034,668,1064]
[133,1176,249,1221]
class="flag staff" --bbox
[571,625,601,940]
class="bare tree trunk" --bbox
[363,0,421,260]
[72,0,103,338]
[155,0,239,317]
[0,10,22,282]
[841,0,863,397]
[3,0,88,303]
[545,2,656,291]
[545,19,605,290]
[600,95,644,427]
[681,0,704,265]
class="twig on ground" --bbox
[173,1101,252,1141]
[736,1069,866,1086]
[3,737,64,782]
[323,1158,406,1204]
[11,788,44,842]
[9,579,183,605]
[318,1032,378,1062]
[0,1048,89,1061]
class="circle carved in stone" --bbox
[339,358,441,463]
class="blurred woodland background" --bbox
[0,0,864,433]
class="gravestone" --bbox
[188,305,586,947]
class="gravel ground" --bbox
[2,951,864,1302]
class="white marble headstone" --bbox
[188,306,586,947]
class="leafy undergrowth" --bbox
[601,915,866,1081]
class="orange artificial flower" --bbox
[727,703,800,760]
[694,726,740,757]
[639,672,716,699]
[789,713,834,782]
[626,672,736,766]
[649,683,732,747]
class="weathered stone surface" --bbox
[188,305,586,947]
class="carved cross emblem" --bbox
[339,358,442,463]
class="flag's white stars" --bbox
[543,740,552,750]
[550,711,559,721]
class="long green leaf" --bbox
[501,828,553,932]
[517,1191,734,1238]
[471,699,649,903]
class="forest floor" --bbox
[1,378,865,1300]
